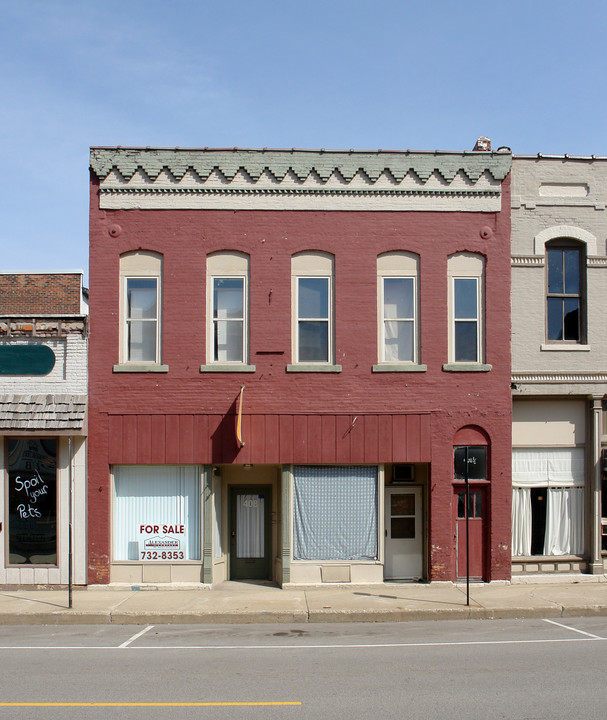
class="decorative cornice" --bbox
[512,255,607,267]
[511,256,545,267]
[92,147,509,212]
[588,257,607,267]
[91,147,511,184]
[512,373,607,384]
[99,186,500,199]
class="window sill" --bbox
[113,363,169,373]
[200,364,256,373]
[372,363,427,373]
[286,364,342,373]
[540,343,591,352]
[442,363,492,372]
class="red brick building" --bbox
[88,144,512,586]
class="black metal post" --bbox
[68,436,73,609]
[465,447,470,607]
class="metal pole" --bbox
[465,447,470,607]
[68,436,73,609]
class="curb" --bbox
[1,604,607,625]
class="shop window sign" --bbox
[454,446,487,481]
[8,438,57,565]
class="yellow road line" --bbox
[0,701,301,707]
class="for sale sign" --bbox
[138,524,185,561]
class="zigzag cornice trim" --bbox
[512,372,607,383]
[90,147,511,186]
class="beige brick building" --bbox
[511,155,607,576]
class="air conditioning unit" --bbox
[393,464,415,483]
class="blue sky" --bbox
[2,0,606,283]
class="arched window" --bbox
[118,251,163,366]
[206,251,250,365]
[545,240,586,343]
[447,253,486,365]
[376,252,420,365]
[290,251,336,368]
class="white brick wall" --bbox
[0,334,87,395]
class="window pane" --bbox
[454,278,478,319]
[8,438,57,565]
[563,249,580,294]
[214,278,244,319]
[384,278,413,319]
[127,278,157,320]
[384,320,414,362]
[128,320,157,362]
[299,320,328,362]
[113,466,201,561]
[391,517,415,539]
[547,249,563,294]
[214,319,244,362]
[563,298,580,341]
[391,494,415,516]
[299,278,328,319]
[454,320,478,362]
[454,446,487,480]
[547,297,563,340]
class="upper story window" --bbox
[205,252,251,368]
[126,278,159,362]
[377,252,419,365]
[446,253,489,370]
[117,251,164,370]
[289,252,340,372]
[453,277,479,362]
[546,242,585,343]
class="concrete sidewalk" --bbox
[2,576,607,625]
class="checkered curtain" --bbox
[293,465,378,561]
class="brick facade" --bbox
[88,147,513,586]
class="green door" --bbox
[229,486,272,580]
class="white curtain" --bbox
[236,494,264,558]
[512,449,584,557]
[544,487,584,556]
[511,487,531,556]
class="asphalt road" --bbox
[1,617,606,719]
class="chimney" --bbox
[473,136,491,151]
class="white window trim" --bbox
[452,276,480,363]
[294,275,332,365]
[210,275,247,364]
[115,251,166,372]
[202,252,255,372]
[444,254,491,372]
[380,275,417,364]
[124,275,161,364]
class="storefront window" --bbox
[113,466,201,561]
[7,438,57,565]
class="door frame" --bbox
[228,484,272,581]
[384,485,424,581]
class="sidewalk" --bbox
[2,576,607,625]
